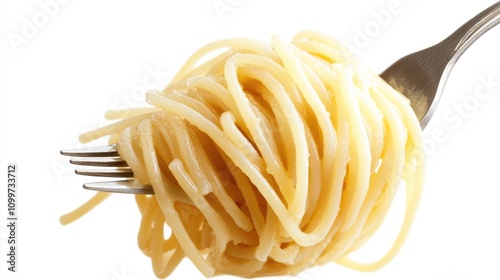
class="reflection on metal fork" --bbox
[83,179,154,195]
[380,1,500,129]
[60,145,154,194]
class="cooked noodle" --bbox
[61,30,424,278]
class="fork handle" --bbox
[442,1,500,62]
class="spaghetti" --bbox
[61,30,425,278]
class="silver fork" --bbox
[60,2,500,195]
[60,144,154,194]
[381,1,500,129]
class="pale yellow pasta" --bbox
[61,31,424,278]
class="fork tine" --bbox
[60,144,119,157]
[61,144,154,195]
[83,179,154,194]
[70,157,128,167]
[75,168,134,178]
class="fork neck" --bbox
[441,2,500,63]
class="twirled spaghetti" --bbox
[61,31,424,278]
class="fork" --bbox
[60,2,500,195]
[60,144,155,194]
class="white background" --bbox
[1,0,500,279]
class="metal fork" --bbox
[60,144,154,194]
[60,2,500,195]
[381,1,500,129]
